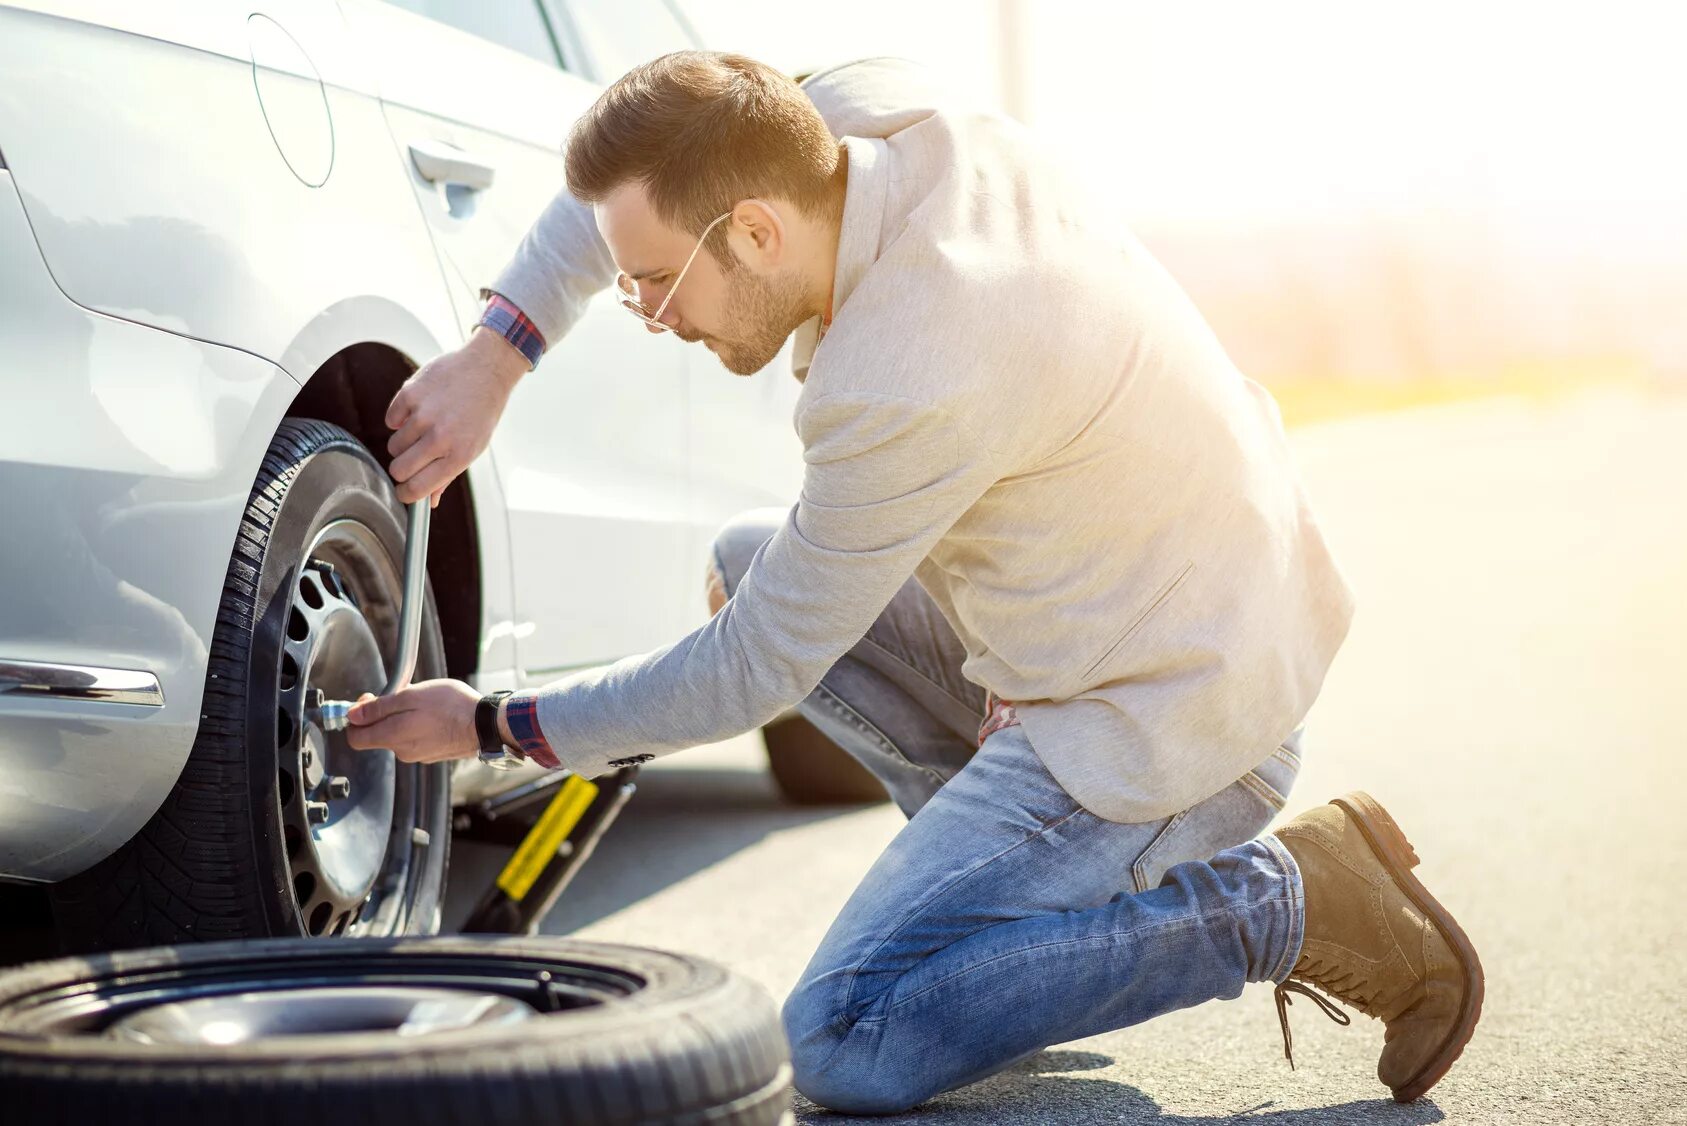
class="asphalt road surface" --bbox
[445,385,1687,1125]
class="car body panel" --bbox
[0,167,304,882]
[681,344,808,583]
[0,3,459,385]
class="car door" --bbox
[682,339,807,592]
[339,0,695,685]
[546,1,810,621]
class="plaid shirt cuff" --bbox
[478,294,545,370]
[503,694,561,770]
[977,689,1021,747]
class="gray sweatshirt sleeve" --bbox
[479,184,619,350]
[515,390,1001,778]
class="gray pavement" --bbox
[446,385,1687,1124]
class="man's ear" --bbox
[731,199,786,270]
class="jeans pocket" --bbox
[1128,727,1307,893]
[1239,768,1289,815]
[1241,725,1305,819]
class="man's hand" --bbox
[386,327,530,508]
[344,678,482,764]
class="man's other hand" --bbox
[344,679,481,764]
[385,327,530,508]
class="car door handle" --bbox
[408,139,496,191]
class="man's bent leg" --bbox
[709,507,986,816]
[780,724,1306,1115]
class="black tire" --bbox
[762,714,889,805]
[48,419,453,953]
[0,934,792,1125]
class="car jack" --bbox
[313,498,640,935]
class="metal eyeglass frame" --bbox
[614,209,733,332]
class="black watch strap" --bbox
[475,690,518,757]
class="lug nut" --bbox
[315,698,352,732]
[306,800,331,824]
[305,688,338,733]
[326,775,351,800]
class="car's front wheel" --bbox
[48,418,452,953]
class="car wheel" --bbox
[0,934,793,1125]
[762,714,889,805]
[48,419,452,953]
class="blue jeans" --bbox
[710,508,1307,1114]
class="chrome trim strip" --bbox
[0,658,165,706]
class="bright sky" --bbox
[682,0,1687,224]
[680,0,1687,377]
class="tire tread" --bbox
[47,420,446,953]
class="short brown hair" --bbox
[565,51,844,256]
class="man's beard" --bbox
[682,263,811,376]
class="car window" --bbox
[567,0,697,82]
[383,0,564,70]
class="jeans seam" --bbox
[1239,769,1287,813]
[810,682,946,788]
[1129,808,1188,894]
[1258,833,1305,983]
[857,630,985,722]
[1272,742,1302,771]
[832,803,1089,1025]
[853,899,1295,1024]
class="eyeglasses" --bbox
[615,210,733,333]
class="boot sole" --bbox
[1330,791,1485,1104]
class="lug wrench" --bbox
[314,499,434,726]
[312,498,638,935]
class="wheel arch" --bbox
[283,340,484,686]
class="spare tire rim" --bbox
[276,518,417,937]
[103,986,535,1044]
[0,948,644,1043]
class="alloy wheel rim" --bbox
[274,518,425,937]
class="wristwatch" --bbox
[475,690,526,770]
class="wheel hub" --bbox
[275,523,408,936]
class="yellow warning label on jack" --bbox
[496,775,599,902]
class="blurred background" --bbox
[687,0,1687,421]
[445,5,1687,1119]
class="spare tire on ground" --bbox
[0,934,792,1125]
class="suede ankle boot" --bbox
[1271,791,1484,1102]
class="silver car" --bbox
[0,0,866,961]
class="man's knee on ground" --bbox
[781,984,926,1114]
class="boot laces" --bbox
[1273,977,1352,1070]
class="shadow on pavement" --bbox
[443,764,877,934]
[794,1049,1447,1124]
